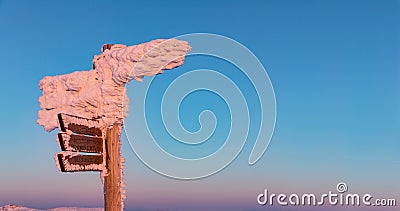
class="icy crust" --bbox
[57,133,103,153]
[120,155,126,210]
[58,113,103,137]
[38,39,191,132]
[55,152,105,172]
[100,128,108,183]
[59,113,103,131]
[56,133,70,150]
[99,126,126,210]
[119,137,126,210]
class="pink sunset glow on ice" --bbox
[36,38,191,210]
[37,39,191,132]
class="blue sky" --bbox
[0,0,399,210]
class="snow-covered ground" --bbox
[0,204,103,211]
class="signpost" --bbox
[37,39,191,211]
[57,153,103,172]
[58,113,103,137]
[104,124,123,211]
[57,133,103,153]
[55,113,122,211]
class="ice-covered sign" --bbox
[58,113,103,137]
[57,133,103,153]
[56,113,105,172]
[37,39,191,132]
[37,38,191,211]
[56,153,103,172]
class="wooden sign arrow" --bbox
[58,113,103,137]
[56,153,103,172]
[57,133,103,153]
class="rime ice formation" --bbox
[37,39,191,132]
[58,113,103,133]
[55,152,104,172]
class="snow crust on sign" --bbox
[59,114,103,131]
[57,133,70,150]
[55,152,104,172]
[37,39,191,132]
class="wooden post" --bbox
[104,124,122,211]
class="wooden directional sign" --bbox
[56,113,104,173]
[58,113,102,137]
[54,113,124,209]
[57,133,103,153]
[57,153,103,172]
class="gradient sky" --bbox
[0,0,399,211]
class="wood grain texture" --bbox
[104,124,122,211]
